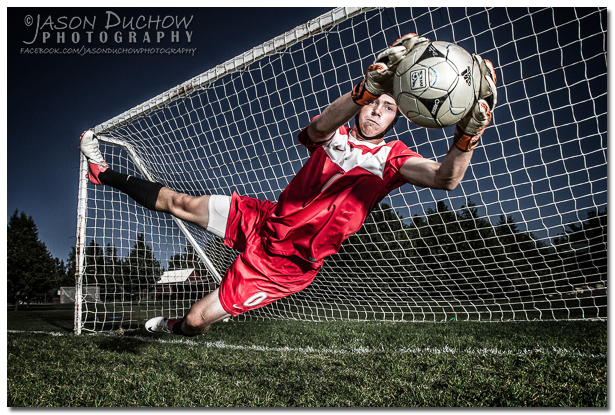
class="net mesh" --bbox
[77,7,607,332]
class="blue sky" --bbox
[6,7,608,264]
[6,7,332,261]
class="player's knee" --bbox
[167,193,199,218]
[184,310,207,331]
[173,193,210,215]
[169,192,192,210]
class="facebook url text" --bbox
[20,47,197,56]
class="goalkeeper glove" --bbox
[390,32,430,54]
[352,33,430,106]
[453,54,497,152]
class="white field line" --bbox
[8,330,606,359]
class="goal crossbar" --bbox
[93,7,373,136]
[75,7,607,334]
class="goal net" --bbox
[75,7,607,334]
[60,286,101,304]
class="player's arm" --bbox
[306,92,360,143]
[400,54,497,190]
[399,147,472,191]
[307,33,429,143]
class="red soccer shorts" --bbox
[218,192,321,316]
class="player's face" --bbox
[357,96,398,140]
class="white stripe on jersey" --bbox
[322,130,391,179]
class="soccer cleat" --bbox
[145,316,173,334]
[145,317,179,334]
[79,130,108,185]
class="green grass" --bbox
[7,304,607,407]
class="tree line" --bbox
[7,210,73,310]
[7,200,606,308]
[321,200,606,302]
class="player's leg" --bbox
[147,254,319,336]
[79,130,231,232]
[81,131,236,334]
[145,288,230,335]
[157,190,230,238]
[155,188,210,229]
[182,288,231,334]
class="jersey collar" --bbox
[348,134,387,149]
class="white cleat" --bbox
[145,316,172,334]
[79,130,108,185]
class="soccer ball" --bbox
[393,41,480,129]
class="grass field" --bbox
[7,304,607,407]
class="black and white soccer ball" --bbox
[393,41,480,129]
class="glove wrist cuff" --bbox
[453,125,481,152]
[351,80,380,106]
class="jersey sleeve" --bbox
[386,141,423,184]
[297,124,323,153]
[297,115,344,154]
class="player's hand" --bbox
[390,33,430,55]
[473,54,497,111]
[351,47,406,105]
[453,54,497,152]
[453,100,492,151]
[351,60,397,105]
[352,33,430,106]
[375,33,430,71]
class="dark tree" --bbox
[554,208,607,287]
[7,210,58,310]
[122,233,161,294]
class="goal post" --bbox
[75,7,607,333]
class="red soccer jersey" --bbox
[261,125,422,264]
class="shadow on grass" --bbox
[7,304,75,333]
[42,317,75,333]
[96,336,147,355]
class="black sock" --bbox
[171,316,197,337]
[98,169,164,211]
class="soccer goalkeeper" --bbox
[79,34,497,336]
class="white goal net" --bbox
[60,286,101,304]
[75,7,607,334]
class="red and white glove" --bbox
[453,54,497,152]
[351,33,430,106]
